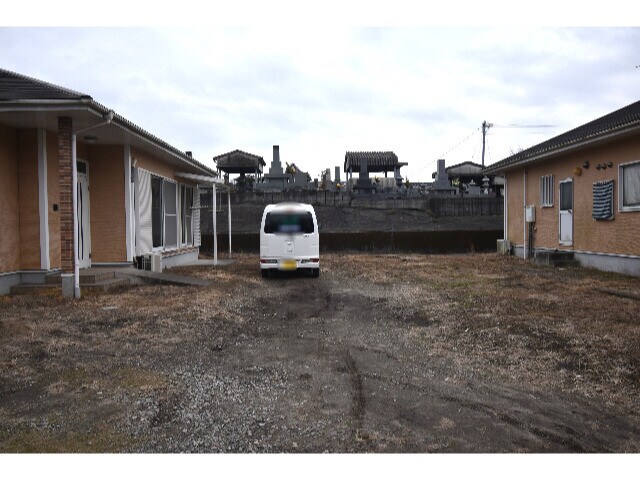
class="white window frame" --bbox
[180,184,194,248]
[540,174,554,207]
[619,160,640,212]
[162,179,179,251]
[150,173,179,252]
[558,177,573,246]
[150,174,164,252]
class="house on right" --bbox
[483,100,640,276]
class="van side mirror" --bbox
[318,223,323,230]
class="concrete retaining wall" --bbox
[205,190,502,213]
[202,204,504,235]
[202,230,503,254]
[199,194,504,254]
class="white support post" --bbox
[523,169,527,260]
[124,144,133,262]
[37,128,50,271]
[71,132,80,298]
[228,188,232,256]
[213,183,218,264]
[65,110,113,299]
[504,176,508,243]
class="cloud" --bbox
[1,26,639,180]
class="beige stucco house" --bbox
[0,69,220,296]
[484,100,640,276]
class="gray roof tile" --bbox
[484,99,640,173]
[213,149,266,168]
[0,68,90,101]
[0,68,215,176]
[344,151,406,172]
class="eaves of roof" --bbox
[0,68,215,176]
[0,68,89,101]
[107,105,215,175]
[446,161,484,170]
[483,99,640,175]
[0,98,215,176]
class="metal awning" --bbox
[175,172,232,265]
[175,172,225,185]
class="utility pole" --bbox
[482,120,493,167]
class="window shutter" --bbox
[136,169,153,255]
[193,187,201,247]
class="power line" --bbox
[419,156,441,172]
[492,123,557,129]
[437,127,480,160]
[427,121,557,173]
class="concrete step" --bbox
[552,259,580,268]
[80,271,117,284]
[46,270,116,285]
[82,277,130,291]
[45,273,61,284]
[534,250,578,268]
[117,268,212,287]
[11,277,130,295]
[10,283,58,295]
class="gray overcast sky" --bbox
[2,22,640,181]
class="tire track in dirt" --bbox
[252,275,377,449]
[194,265,640,452]
[343,349,366,434]
[436,393,591,452]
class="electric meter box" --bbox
[525,205,536,223]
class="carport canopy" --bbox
[175,172,231,265]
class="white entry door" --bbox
[559,178,573,246]
[76,160,91,269]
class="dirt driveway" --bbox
[1,253,639,452]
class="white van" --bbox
[260,203,320,278]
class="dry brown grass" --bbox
[1,252,639,452]
[321,252,640,406]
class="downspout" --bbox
[523,168,527,260]
[228,187,232,257]
[504,175,508,243]
[124,144,133,262]
[213,182,218,265]
[71,110,115,298]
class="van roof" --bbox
[265,202,314,214]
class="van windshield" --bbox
[264,212,314,234]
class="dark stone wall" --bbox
[201,203,503,235]
[202,230,503,254]
[200,196,504,254]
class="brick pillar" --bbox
[58,117,74,274]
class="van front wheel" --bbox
[312,268,320,278]
[261,269,269,279]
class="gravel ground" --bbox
[1,253,639,452]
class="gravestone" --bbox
[354,158,375,194]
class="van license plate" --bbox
[281,259,297,270]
